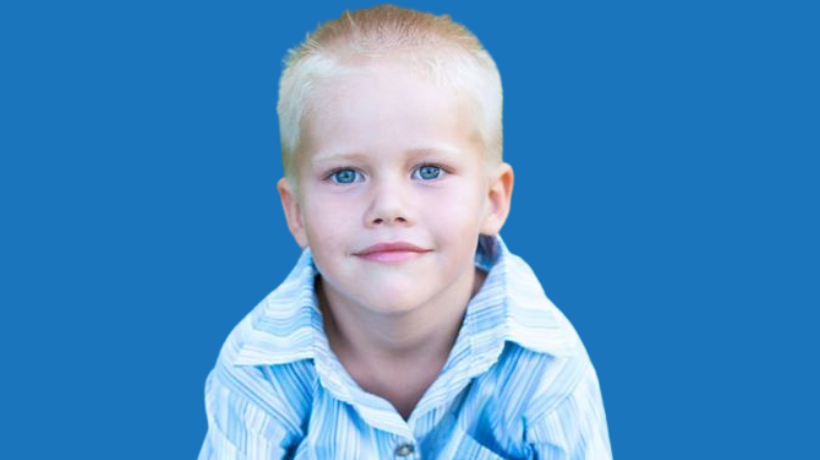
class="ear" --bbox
[480,162,514,236]
[277,178,309,249]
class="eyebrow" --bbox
[311,146,463,165]
[311,151,369,165]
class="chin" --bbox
[361,294,426,316]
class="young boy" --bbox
[199,5,611,459]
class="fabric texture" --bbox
[198,235,612,459]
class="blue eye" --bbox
[414,165,442,181]
[330,169,361,184]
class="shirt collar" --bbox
[438,234,581,387]
[233,234,579,369]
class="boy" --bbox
[199,5,611,459]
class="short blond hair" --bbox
[277,4,503,184]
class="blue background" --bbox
[2,1,817,458]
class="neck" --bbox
[318,266,487,365]
[318,265,487,420]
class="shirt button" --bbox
[394,442,415,457]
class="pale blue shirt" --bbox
[198,235,612,459]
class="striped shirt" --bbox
[198,235,612,459]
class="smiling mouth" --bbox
[354,242,430,264]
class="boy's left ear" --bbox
[480,162,514,235]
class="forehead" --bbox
[298,63,485,168]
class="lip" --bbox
[354,241,430,263]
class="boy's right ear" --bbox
[277,178,309,249]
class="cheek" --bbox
[420,181,485,228]
[302,193,358,241]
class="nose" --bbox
[363,177,413,227]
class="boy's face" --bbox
[278,63,513,316]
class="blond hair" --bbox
[277,4,503,184]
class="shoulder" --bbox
[203,286,320,442]
[485,337,593,424]
[469,340,609,457]
[200,354,315,458]
[518,350,611,458]
[500,252,593,400]
[464,239,612,456]
[200,251,324,458]
[454,341,594,458]
[500,269,603,429]
[496,320,610,456]
[464,240,597,419]
[206,314,317,436]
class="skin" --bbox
[277,61,514,420]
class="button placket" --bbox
[394,442,416,458]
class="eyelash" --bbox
[323,163,449,184]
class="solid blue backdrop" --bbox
[1,1,817,458]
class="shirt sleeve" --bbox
[197,364,302,460]
[524,360,612,460]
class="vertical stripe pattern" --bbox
[198,235,612,459]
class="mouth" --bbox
[353,241,431,264]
